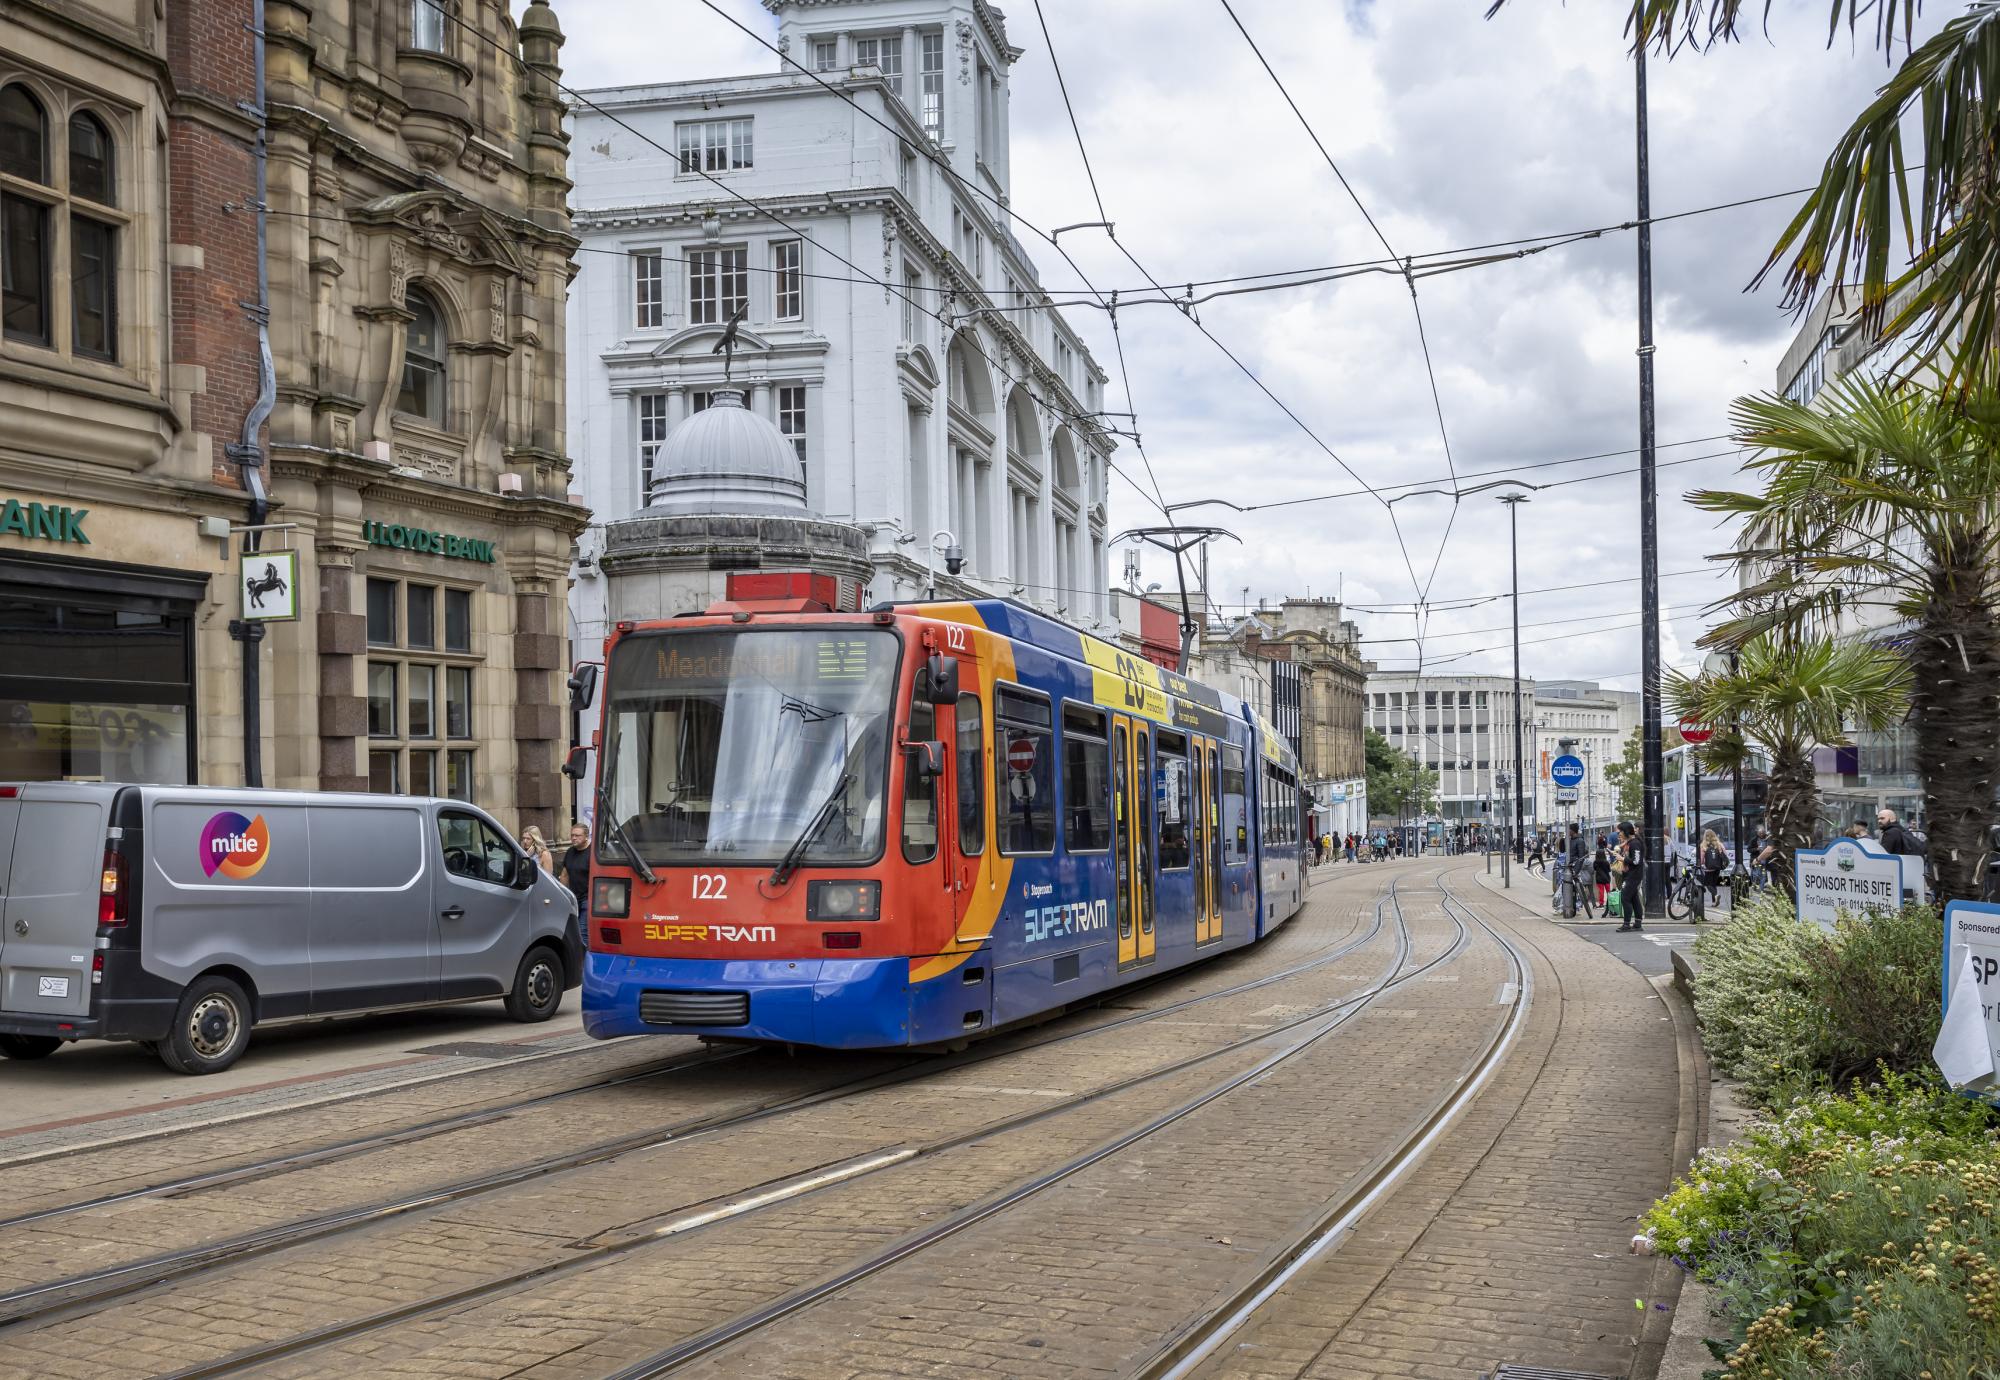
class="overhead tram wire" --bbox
[1216,0,1468,614]
[694,1,1181,529]
[1026,3,1427,604]
[1344,564,1721,614]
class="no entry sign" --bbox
[1008,737,1037,773]
[1678,718,1714,745]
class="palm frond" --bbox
[1484,1,1920,60]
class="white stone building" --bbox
[564,0,1117,664]
[1530,680,1641,830]
[1364,672,1539,829]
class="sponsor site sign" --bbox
[1794,837,1910,930]
[1938,901,2000,1103]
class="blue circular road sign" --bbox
[1550,754,1586,788]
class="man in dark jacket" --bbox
[1565,822,1593,918]
[1877,808,1917,857]
[1616,821,1645,931]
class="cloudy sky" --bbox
[560,0,1936,690]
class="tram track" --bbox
[0,892,1376,1240]
[0,885,1392,1336]
[148,876,1464,1380]
[1132,873,1542,1380]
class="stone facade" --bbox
[0,0,586,835]
[1364,671,1541,827]
[259,0,585,830]
[0,0,261,785]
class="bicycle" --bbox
[1665,868,1710,923]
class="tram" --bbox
[577,591,1310,1049]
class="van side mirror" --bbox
[567,663,601,712]
[512,851,537,889]
[918,653,958,705]
[904,740,946,782]
[561,745,591,781]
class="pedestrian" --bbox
[1699,828,1728,907]
[1592,833,1612,910]
[1565,822,1592,917]
[1616,821,1645,931]
[559,823,592,912]
[1345,833,1357,864]
[1844,821,1868,840]
[1877,807,1921,857]
[518,824,555,875]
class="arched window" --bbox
[68,113,113,205]
[398,289,448,426]
[1,86,50,345]
[67,112,116,359]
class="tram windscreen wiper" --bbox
[769,772,851,887]
[595,732,657,884]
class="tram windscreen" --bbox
[598,628,900,866]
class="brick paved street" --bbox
[0,858,1691,1380]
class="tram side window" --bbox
[956,694,985,855]
[1222,746,1248,861]
[1157,730,1191,869]
[996,684,1056,854]
[1060,703,1111,852]
[902,701,938,863]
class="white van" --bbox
[0,783,580,1073]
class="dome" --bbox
[645,388,808,516]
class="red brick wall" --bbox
[166,0,262,488]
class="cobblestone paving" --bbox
[1190,865,1688,1380]
[0,870,1401,1378]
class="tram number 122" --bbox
[691,873,728,900]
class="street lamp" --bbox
[1497,488,1533,863]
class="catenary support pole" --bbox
[1501,493,1529,864]
[1635,9,1667,911]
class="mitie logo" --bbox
[199,812,271,879]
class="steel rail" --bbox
[0,892,1378,1331]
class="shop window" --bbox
[362,575,480,800]
[446,665,473,738]
[367,662,397,737]
[397,288,448,427]
[366,578,397,645]
[444,587,471,652]
[408,663,435,738]
[1060,703,1110,853]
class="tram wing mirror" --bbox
[561,745,591,781]
[903,740,947,783]
[918,653,959,705]
[567,662,601,712]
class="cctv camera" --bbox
[943,543,965,576]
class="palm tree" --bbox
[1484,1,2000,388]
[1691,376,2000,901]
[1667,634,1908,898]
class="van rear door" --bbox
[0,787,106,1020]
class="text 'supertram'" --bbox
[579,593,1309,1049]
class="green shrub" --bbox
[1690,896,1945,1105]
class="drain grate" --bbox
[407,1041,538,1059]
[1486,1369,1619,1380]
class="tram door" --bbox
[1113,715,1155,968]
[1195,741,1222,945]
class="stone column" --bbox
[316,546,368,793]
[512,576,564,837]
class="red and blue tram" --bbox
[579,595,1310,1049]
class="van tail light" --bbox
[92,953,104,986]
[822,931,862,950]
[0,785,18,798]
[98,847,127,927]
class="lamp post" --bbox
[1499,491,1531,863]
[1635,0,1668,911]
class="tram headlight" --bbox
[808,879,881,921]
[593,876,631,918]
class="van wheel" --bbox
[0,1035,60,1060]
[160,976,251,1075]
[505,945,563,1023]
